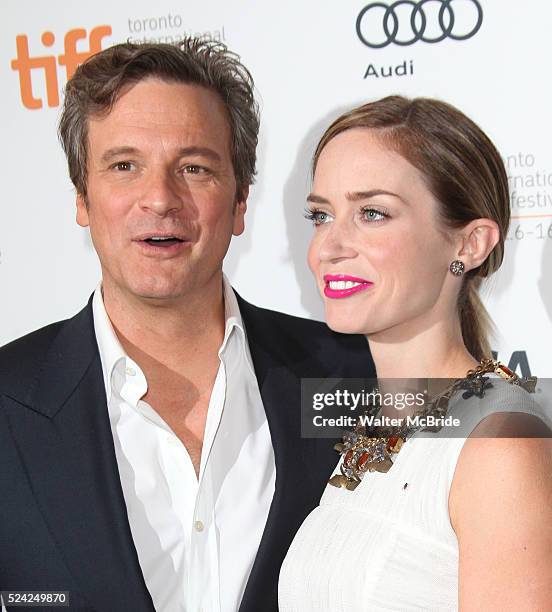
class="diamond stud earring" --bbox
[449,260,465,276]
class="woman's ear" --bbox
[456,219,500,272]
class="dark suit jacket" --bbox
[0,294,374,611]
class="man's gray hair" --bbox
[58,38,259,199]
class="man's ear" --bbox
[76,193,90,228]
[456,218,500,271]
[232,186,249,237]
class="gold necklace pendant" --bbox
[328,434,404,490]
[328,360,536,490]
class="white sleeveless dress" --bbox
[278,376,549,611]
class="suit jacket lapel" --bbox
[6,302,154,611]
[237,297,340,611]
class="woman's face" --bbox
[307,128,459,339]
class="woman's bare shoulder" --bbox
[448,412,552,608]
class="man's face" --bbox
[76,77,246,305]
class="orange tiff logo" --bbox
[11,26,112,110]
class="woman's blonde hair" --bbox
[313,96,510,360]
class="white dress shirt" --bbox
[92,278,276,612]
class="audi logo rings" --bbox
[356,0,483,48]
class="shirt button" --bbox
[125,366,136,376]
[194,520,204,532]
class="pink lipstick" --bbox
[323,274,374,299]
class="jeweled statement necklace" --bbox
[329,359,537,491]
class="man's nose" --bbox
[318,219,358,263]
[138,169,186,216]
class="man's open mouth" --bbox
[142,236,185,247]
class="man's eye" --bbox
[183,165,207,175]
[111,161,133,171]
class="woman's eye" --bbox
[304,208,333,226]
[361,207,388,222]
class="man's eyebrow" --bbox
[100,147,140,163]
[100,146,222,163]
[176,146,222,162]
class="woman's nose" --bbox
[317,220,358,263]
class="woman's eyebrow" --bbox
[346,189,409,205]
[306,193,330,204]
[307,190,409,205]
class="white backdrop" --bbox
[2,0,551,377]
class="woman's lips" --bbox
[323,274,374,299]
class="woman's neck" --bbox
[367,317,479,380]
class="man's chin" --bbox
[122,281,189,304]
[138,291,182,303]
